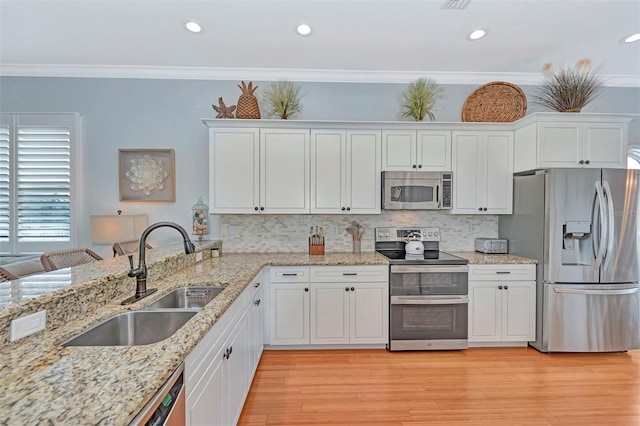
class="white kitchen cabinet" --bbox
[382,130,451,171]
[468,265,536,343]
[185,272,264,426]
[513,114,631,172]
[247,276,264,384]
[269,265,389,347]
[451,130,513,214]
[208,127,310,214]
[310,129,381,214]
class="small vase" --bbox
[352,240,361,254]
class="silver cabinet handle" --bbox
[391,265,469,274]
[553,288,639,296]
[391,295,469,305]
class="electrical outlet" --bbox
[11,310,46,342]
[196,252,203,262]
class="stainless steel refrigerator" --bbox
[499,169,640,352]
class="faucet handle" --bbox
[127,254,134,269]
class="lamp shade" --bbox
[90,214,148,244]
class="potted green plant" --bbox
[263,80,304,119]
[533,58,604,112]
[401,78,445,121]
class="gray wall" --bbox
[1,76,638,256]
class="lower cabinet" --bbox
[185,272,263,426]
[269,265,389,346]
[468,265,536,343]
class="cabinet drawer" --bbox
[269,266,310,283]
[310,265,389,283]
[246,271,264,305]
[469,264,536,281]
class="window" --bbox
[0,114,79,255]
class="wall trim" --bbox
[1,64,638,87]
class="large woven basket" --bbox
[462,81,527,122]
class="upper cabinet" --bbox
[514,113,632,173]
[311,129,381,214]
[209,127,309,214]
[452,130,513,215]
[382,130,452,171]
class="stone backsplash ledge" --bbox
[219,211,498,252]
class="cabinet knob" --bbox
[342,207,346,211]
[255,299,261,306]
[504,285,509,290]
[418,164,422,169]
[412,164,417,169]
[498,285,503,290]
[304,287,309,292]
[254,206,259,211]
[260,207,264,211]
[579,160,585,165]
[346,207,351,211]
[483,207,487,211]
[585,160,590,165]
[350,287,355,291]
[478,207,483,211]
[345,287,350,291]
[254,281,261,288]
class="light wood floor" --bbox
[238,347,640,425]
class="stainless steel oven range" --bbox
[375,227,469,351]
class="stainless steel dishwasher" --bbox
[130,363,185,426]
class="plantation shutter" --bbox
[0,114,78,254]
[0,122,10,244]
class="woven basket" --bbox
[462,81,527,122]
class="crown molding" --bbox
[1,64,638,87]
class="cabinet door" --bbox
[187,346,225,426]
[537,122,582,168]
[416,131,451,171]
[484,132,513,214]
[501,281,536,342]
[382,130,416,170]
[452,132,483,213]
[209,128,260,213]
[224,311,249,426]
[349,282,388,344]
[468,282,501,342]
[346,130,381,213]
[583,122,628,169]
[310,283,349,344]
[260,129,310,213]
[310,129,346,213]
[269,283,309,345]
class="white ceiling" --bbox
[1,0,639,86]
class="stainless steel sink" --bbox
[63,311,196,347]
[144,286,225,310]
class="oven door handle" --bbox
[390,265,469,274]
[391,295,469,305]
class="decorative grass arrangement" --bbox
[263,80,303,119]
[401,78,445,121]
[534,58,604,112]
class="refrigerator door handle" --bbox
[602,180,615,271]
[553,287,639,296]
[592,180,607,270]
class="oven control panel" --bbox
[375,227,441,242]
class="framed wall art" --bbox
[118,149,176,202]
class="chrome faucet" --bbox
[121,221,196,305]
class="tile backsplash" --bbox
[219,211,498,253]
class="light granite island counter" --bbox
[0,248,387,425]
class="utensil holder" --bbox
[352,240,361,254]
[309,237,325,256]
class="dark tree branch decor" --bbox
[534,58,604,112]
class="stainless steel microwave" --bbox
[382,171,452,210]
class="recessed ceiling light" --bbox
[296,23,312,36]
[185,21,203,34]
[622,33,640,43]
[468,28,488,40]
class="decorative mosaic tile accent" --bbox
[219,212,498,253]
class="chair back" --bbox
[112,240,152,257]
[41,248,103,271]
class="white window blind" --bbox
[0,114,78,254]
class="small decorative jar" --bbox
[191,196,209,241]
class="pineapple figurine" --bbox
[235,81,261,119]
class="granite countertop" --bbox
[450,251,538,265]
[0,251,387,425]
